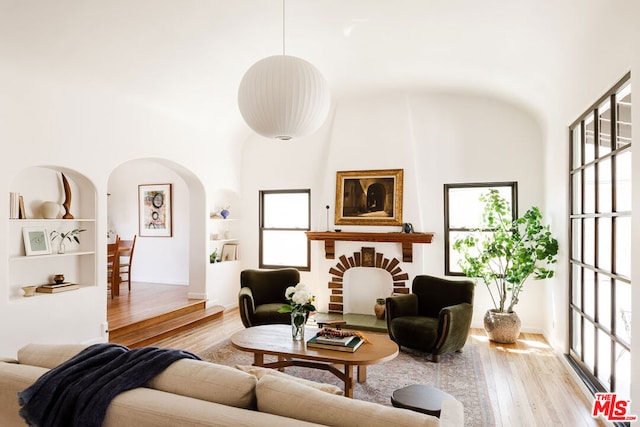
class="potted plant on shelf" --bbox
[452,189,558,343]
[50,228,86,254]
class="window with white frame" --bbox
[259,189,310,271]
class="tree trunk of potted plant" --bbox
[453,189,558,344]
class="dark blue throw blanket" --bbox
[18,343,200,427]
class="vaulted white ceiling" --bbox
[1,0,637,138]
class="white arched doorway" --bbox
[107,158,207,298]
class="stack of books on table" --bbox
[307,334,364,353]
[36,283,79,294]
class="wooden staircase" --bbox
[107,283,225,348]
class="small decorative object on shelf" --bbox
[209,249,218,263]
[53,274,65,284]
[21,286,37,297]
[61,173,74,219]
[23,227,52,256]
[220,208,230,219]
[278,283,316,341]
[221,243,238,261]
[41,201,61,219]
[50,228,86,254]
[374,298,386,320]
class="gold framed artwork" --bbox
[139,184,173,237]
[335,169,403,226]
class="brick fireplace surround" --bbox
[326,247,409,314]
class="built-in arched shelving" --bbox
[8,166,97,300]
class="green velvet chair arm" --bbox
[433,302,474,356]
[238,287,255,328]
[385,294,419,338]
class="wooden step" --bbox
[109,305,225,348]
[109,300,208,340]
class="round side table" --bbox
[391,384,454,418]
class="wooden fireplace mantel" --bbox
[305,231,434,262]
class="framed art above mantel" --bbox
[335,169,403,226]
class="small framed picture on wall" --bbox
[139,184,173,237]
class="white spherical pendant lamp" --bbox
[238,55,330,141]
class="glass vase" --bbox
[58,241,65,254]
[291,312,306,341]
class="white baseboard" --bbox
[224,302,239,311]
[205,299,220,308]
[188,292,207,300]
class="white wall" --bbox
[539,2,640,411]
[0,43,243,358]
[240,90,547,332]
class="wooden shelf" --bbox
[305,231,434,262]
[10,251,95,261]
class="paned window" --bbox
[259,189,310,271]
[443,182,518,275]
[568,74,631,401]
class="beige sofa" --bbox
[0,344,464,427]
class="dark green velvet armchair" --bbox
[386,275,474,362]
[239,268,300,328]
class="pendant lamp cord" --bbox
[282,0,286,55]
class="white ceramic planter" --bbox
[41,201,61,219]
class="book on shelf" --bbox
[307,335,364,353]
[9,192,26,219]
[9,192,18,219]
[36,283,79,293]
[18,195,26,219]
[39,282,73,289]
[314,334,358,346]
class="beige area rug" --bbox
[200,339,494,427]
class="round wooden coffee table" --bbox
[231,324,398,397]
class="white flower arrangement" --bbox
[278,283,316,314]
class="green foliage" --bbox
[210,249,218,263]
[50,229,86,245]
[452,190,558,313]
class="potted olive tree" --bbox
[453,189,558,343]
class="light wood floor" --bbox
[107,284,604,426]
[151,316,604,426]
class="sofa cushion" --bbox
[17,344,258,410]
[17,343,89,369]
[256,375,440,427]
[0,363,49,427]
[146,359,257,409]
[104,387,323,427]
[236,364,344,395]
